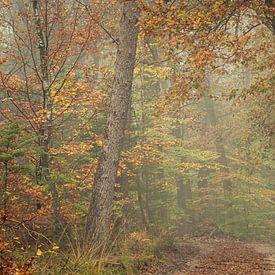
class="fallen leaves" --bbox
[139,237,273,275]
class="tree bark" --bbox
[113,107,131,233]
[2,161,8,216]
[86,0,139,244]
[32,0,61,234]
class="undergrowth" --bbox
[30,231,176,274]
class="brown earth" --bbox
[139,237,275,275]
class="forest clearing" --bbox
[0,0,274,274]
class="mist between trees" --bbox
[0,0,274,274]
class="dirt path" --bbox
[139,238,275,275]
[249,243,275,274]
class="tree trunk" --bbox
[176,179,187,209]
[174,111,193,233]
[264,0,275,34]
[2,161,8,216]
[137,178,150,231]
[137,82,152,228]
[198,167,209,188]
[32,0,61,234]
[86,0,139,244]
[113,107,132,233]
[203,95,232,192]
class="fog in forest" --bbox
[0,0,274,274]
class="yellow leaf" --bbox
[52,245,59,250]
[36,248,43,256]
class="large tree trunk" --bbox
[86,0,139,245]
[113,107,132,234]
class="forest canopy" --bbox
[0,0,274,274]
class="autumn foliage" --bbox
[0,0,274,274]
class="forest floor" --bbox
[138,237,275,275]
